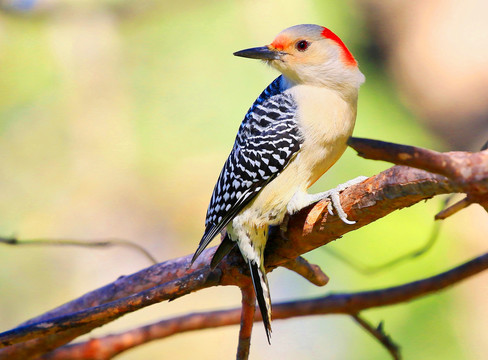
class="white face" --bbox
[265,25,360,86]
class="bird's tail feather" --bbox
[248,259,272,344]
[210,233,236,269]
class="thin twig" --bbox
[435,197,471,220]
[282,256,329,286]
[0,236,158,264]
[351,314,401,360]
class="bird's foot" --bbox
[313,176,368,224]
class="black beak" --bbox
[233,46,285,60]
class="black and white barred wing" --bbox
[191,77,302,263]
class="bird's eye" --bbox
[296,40,309,51]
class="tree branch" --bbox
[37,252,488,360]
[236,284,256,360]
[0,269,220,348]
[281,256,329,286]
[347,137,488,185]
[1,138,486,358]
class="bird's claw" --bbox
[317,176,368,225]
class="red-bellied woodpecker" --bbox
[191,24,366,342]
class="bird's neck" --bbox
[280,70,362,103]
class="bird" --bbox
[191,24,366,342]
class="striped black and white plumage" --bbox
[192,75,302,262]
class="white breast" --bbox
[287,84,358,186]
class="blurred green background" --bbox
[1,0,487,359]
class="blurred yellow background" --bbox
[0,0,487,359]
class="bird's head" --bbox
[234,24,365,90]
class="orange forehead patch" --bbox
[269,34,290,51]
